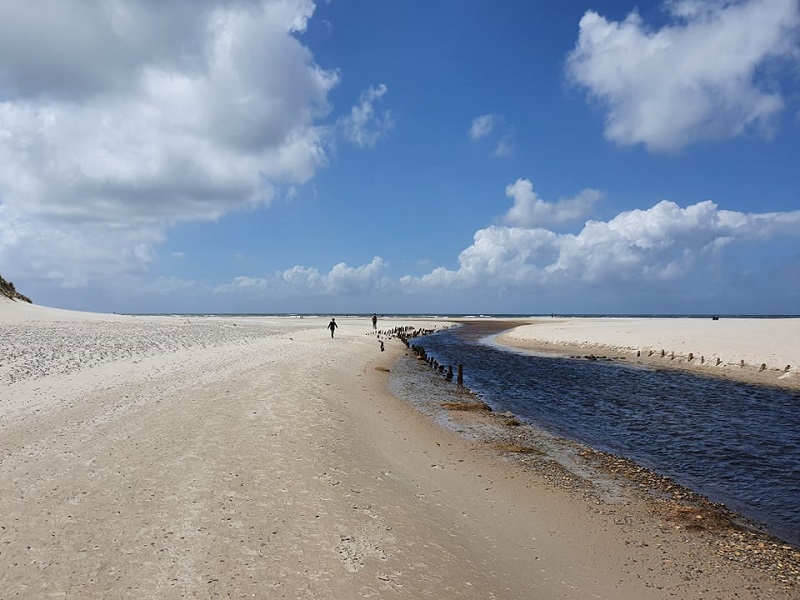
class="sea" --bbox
[386,318,800,549]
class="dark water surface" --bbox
[408,323,800,548]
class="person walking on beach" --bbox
[327,317,338,338]
[371,314,377,330]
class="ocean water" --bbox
[405,323,800,548]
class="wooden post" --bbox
[457,364,463,385]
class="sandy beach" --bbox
[1,300,798,599]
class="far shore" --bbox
[495,316,800,390]
[1,298,798,598]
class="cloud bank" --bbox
[216,256,389,298]
[405,199,800,293]
[206,191,800,312]
[566,0,800,152]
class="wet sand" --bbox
[0,300,797,598]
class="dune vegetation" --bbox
[0,274,31,303]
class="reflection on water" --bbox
[407,324,800,548]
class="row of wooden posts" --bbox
[637,348,789,372]
[389,328,464,386]
[383,327,791,388]
[410,344,464,385]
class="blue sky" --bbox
[1,0,798,314]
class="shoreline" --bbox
[1,300,798,597]
[391,346,800,581]
[375,339,800,596]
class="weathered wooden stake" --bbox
[457,364,463,385]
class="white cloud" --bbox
[215,256,390,297]
[502,179,603,227]
[469,114,498,140]
[493,134,515,157]
[78,196,799,313]
[470,114,515,157]
[407,200,800,291]
[0,0,337,287]
[566,0,800,152]
[0,203,162,288]
[339,84,394,147]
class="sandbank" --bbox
[0,299,797,598]
[496,317,800,390]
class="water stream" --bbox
[395,323,800,548]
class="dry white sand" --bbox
[497,317,800,389]
[1,299,797,598]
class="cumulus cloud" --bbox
[215,256,390,297]
[502,179,603,227]
[0,0,337,286]
[566,0,800,152]
[407,200,800,291]
[133,196,800,312]
[339,84,394,147]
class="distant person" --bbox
[327,317,338,338]
[371,313,377,329]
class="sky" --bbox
[1,0,799,315]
